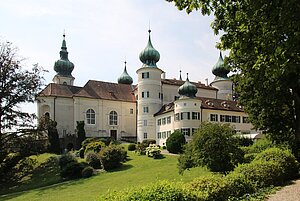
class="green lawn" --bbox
[0,151,210,201]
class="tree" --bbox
[76,121,86,148]
[0,40,45,185]
[166,130,186,154]
[178,123,244,174]
[166,0,300,149]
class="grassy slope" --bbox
[1,152,210,201]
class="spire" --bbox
[139,29,160,67]
[179,70,182,81]
[54,33,74,77]
[212,51,229,80]
[178,73,198,98]
[118,61,133,85]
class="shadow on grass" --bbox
[106,164,134,173]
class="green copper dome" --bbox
[178,73,198,97]
[54,34,74,77]
[139,30,160,67]
[118,61,133,85]
[212,52,229,80]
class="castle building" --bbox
[37,31,256,148]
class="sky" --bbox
[0,0,223,114]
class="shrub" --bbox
[99,145,127,170]
[81,166,94,178]
[79,148,85,158]
[127,143,136,151]
[85,152,102,169]
[225,172,256,198]
[242,137,274,154]
[60,161,87,179]
[166,130,186,154]
[59,152,77,170]
[103,180,194,201]
[136,143,147,155]
[142,139,156,147]
[243,153,257,163]
[85,141,106,153]
[253,147,299,180]
[235,136,254,147]
[162,145,166,150]
[145,145,162,159]
[234,160,284,187]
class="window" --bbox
[167,131,171,138]
[232,116,241,123]
[130,108,134,114]
[63,129,67,136]
[142,72,149,79]
[157,119,161,125]
[44,112,50,118]
[162,132,166,139]
[109,111,118,125]
[143,120,147,126]
[175,113,180,121]
[210,114,218,122]
[192,128,198,135]
[184,103,187,106]
[220,115,241,123]
[167,116,171,124]
[181,128,191,136]
[159,92,164,100]
[243,117,249,123]
[143,107,149,113]
[162,118,166,125]
[144,132,148,139]
[192,112,200,120]
[142,91,149,98]
[157,132,162,139]
[181,112,190,120]
[86,109,96,125]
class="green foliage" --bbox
[85,152,102,169]
[167,0,300,147]
[145,144,162,159]
[243,153,257,163]
[241,138,275,154]
[127,143,136,151]
[253,147,299,180]
[60,161,88,179]
[81,166,94,178]
[103,180,194,201]
[58,152,77,170]
[142,139,156,147]
[235,136,254,147]
[76,121,86,148]
[179,123,244,174]
[166,130,186,154]
[85,141,106,153]
[99,145,127,170]
[79,148,85,158]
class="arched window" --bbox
[109,111,118,125]
[44,112,50,119]
[86,109,95,125]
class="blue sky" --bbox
[1,0,223,114]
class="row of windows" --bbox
[157,131,171,139]
[157,116,171,126]
[210,114,249,123]
[86,109,133,125]
[180,128,199,136]
[174,112,200,121]
[139,91,163,100]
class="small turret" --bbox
[212,52,229,81]
[139,30,160,67]
[118,61,133,85]
[178,73,198,98]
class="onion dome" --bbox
[118,61,133,85]
[54,34,74,77]
[178,73,198,97]
[139,30,160,67]
[212,52,229,80]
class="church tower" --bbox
[53,34,75,85]
[210,52,233,100]
[136,30,163,142]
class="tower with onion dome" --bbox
[117,61,133,85]
[53,34,75,85]
[210,52,233,100]
[136,30,163,142]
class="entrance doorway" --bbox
[110,130,117,140]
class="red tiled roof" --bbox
[154,102,174,116]
[198,97,244,112]
[38,83,82,98]
[162,78,217,91]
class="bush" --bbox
[145,145,162,159]
[79,148,85,158]
[99,145,127,170]
[142,139,156,147]
[235,136,254,147]
[85,152,102,169]
[127,143,136,151]
[253,147,299,180]
[162,145,166,150]
[242,137,274,154]
[244,153,257,163]
[85,141,106,153]
[225,172,256,198]
[166,130,186,154]
[103,180,194,201]
[81,166,94,178]
[59,153,77,170]
[60,161,87,179]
